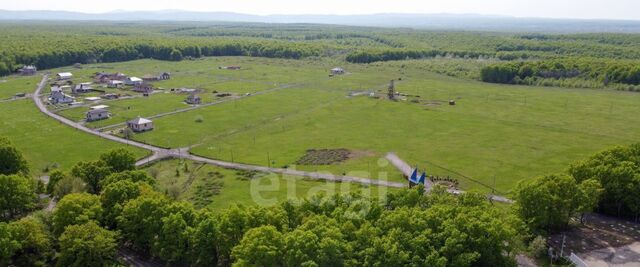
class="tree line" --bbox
[480,58,640,89]
[514,143,640,235]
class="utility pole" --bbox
[560,233,566,257]
[267,152,271,168]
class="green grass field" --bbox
[0,75,39,99]
[0,99,148,175]
[147,159,396,210]
[117,57,640,194]
[8,56,640,197]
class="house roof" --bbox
[331,67,344,71]
[51,86,62,92]
[128,77,142,82]
[109,80,124,84]
[128,117,152,125]
[57,72,73,78]
[90,105,109,110]
[87,108,108,115]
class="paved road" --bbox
[34,75,406,189]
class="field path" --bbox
[33,75,405,188]
[385,152,512,203]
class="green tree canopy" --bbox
[71,160,112,194]
[101,170,155,189]
[100,148,136,173]
[0,174,36,220]
[232,225,284,267]
[57,221,118,267]
[52,193,102,235]
[0,137,28,176]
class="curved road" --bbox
[33,75,406,188]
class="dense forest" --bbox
[1,137,525,266]
[2,22,640,90]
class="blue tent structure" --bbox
[418,172,426,185]
[409,168,419,184]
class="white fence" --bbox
[569,253,589,267]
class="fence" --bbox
[569,253,589,267]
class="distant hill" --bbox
[2,10,640,33]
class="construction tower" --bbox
[387,79,395,100]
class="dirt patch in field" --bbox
[348,150,376,160]
[295,149,351,165]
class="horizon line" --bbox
[1,9,640,22]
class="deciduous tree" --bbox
[57,221,118,267]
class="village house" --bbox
[125,77,143,86]
[18,65,37,76]
[185,94,202,104]
[127,117,154,132]
[142,72,171,81]
[133,82,154,94]
[107,80,124,88]
[174,87,197,94]
[95,72,127,83]
[57,72,73,80]
[101,93,119,100]
[330,67,345,75]
[49,86,74,104]
[159,72,171,80]
[85,108,110,122]
[72,83,93,94]
[142,74,159,82]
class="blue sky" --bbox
[2,0,639,20]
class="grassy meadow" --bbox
[5,56,640,198]
[0,99,148,175]
[147,159,396,210]
[0,75,39,99]
[117,57,640,194]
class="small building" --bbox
[107,80,124,88]
[127,117,154,132]
[175,88,197,94]
[142,74,159,82]
[72,83,93,94]
[18,65,37,76]
[185,94,201,105]
[101,93,119,100]
[57,72,73,80]
[49,86,74,104]
[125,77,143,86]
[133,83,153,94]
[330,67,345,75]
[86,109,110,122]
[95,72,127,83]
[159,72,171,80]
[90,105,109,110]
